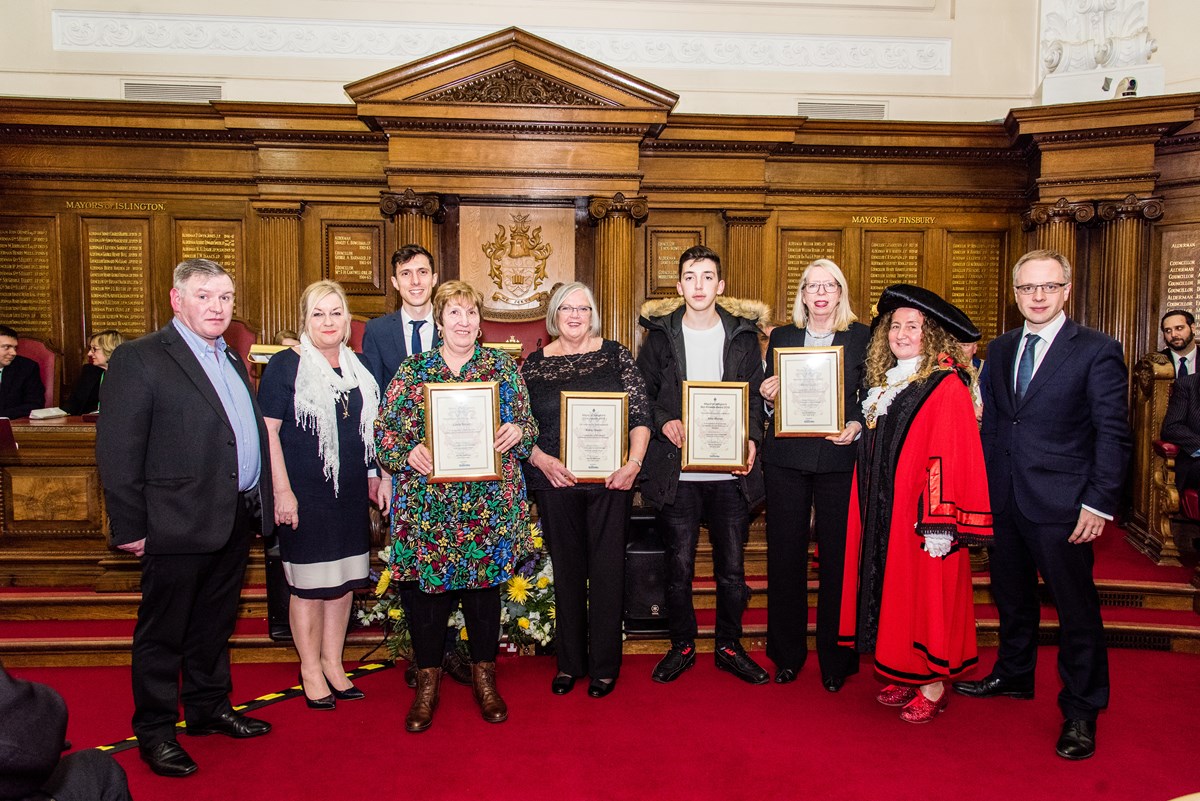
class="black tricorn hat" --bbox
[875,284,981,343]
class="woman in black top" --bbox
[760,259,870,690]
[64,330,124,415]
[521,282,651,698]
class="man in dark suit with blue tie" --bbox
[954,249,1130,761]
[360,244,469,687]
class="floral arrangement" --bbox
[356,523,556,658]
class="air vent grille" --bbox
[122,82,223,102]
[797,101,887,120]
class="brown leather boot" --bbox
[405,667,442,733]
[471,661,508,723]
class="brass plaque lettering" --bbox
[324,222,383,294]
[646,228,704,298]
[1160,230,1200,321]
[948,232,1004,345]
[865,231,922,309]
[0,218,56,339]
[84,218,149,338]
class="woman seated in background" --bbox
[259,280,379,710]
[521,281,650,699]
[376,280,538,733]
[838,284,992,724]
[64,330,124,415]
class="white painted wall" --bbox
[0,0,1189,120]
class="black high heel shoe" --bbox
[328,682,365,701]
[298,673,335,711]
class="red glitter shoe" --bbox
[876,684,918,707]
[899,689,949,723]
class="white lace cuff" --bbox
[923,530,953,558]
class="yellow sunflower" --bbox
[505,575,532,604]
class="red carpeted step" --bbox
[973,602,1200,628]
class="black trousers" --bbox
[989,491,1109,721]
[657,480,750,643]
[535,486,631,680]
[409,586,500,668]
[131,493,253,747]
[764,463,858,680]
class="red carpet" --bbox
[11,646,1199,801]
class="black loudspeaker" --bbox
[624,511,670,634]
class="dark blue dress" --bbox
[258,348,371,600]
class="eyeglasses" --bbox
[803,281,840,294]
[558,305,593,315]
[1014,282,1069,296]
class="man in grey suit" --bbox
[954,249,1130,761]
[96,259,274,778]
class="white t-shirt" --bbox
[680,318,733,482]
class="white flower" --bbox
[528,612,540,623]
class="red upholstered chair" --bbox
[223,318,259,364]
[1153,440,1200,520]
[479,318,550,362]
[16,337,61,408]
[349,316,367,353]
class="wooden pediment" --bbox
[345,27,678,123]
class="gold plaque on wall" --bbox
[646,228,705,298]
[324,222,385,294]
[459,206,575,321]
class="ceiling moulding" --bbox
[51,11,950,76]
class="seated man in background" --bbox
[0,662,132,801]
[0,325,45,419]
[1159,309,1196,378]
[1161,371,1200,492]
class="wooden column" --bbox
[588,193,648,347]
[1097,194,1164,364]
[1021,198,1095,267]
[252,202,304,341]
[722,210,771,301]
[381,188,442,253]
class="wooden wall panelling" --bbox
[722,210,772,304]
[588,193,648,347]
[253,202,305,343]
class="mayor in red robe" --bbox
[838,284,993,723]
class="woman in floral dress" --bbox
[375,280,537,733]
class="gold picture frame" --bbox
[772,346,845,437]
[559,391,629,482]
[681,381,749,472]
[423,381,501,483]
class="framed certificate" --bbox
[560,391,629,482]
[424,382,501,483]
[681,381,749,472]
[773,346,845,437]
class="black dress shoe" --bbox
[443,649,473,687]
[297,673,335,710]
[822,675,845,693]
[587,678,616,698]
[651,642,697,683]
[551,674,577,695]
[1055,719,1096,760]
[140,740,198,778]
[714,642,769,685]
[404,661,418,689]
[773,668,798,684]
[328,684,364,701]
[952,673,1034,700]
[186,710,272,738]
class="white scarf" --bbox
[293,332,380,496]
[862,356,921,426]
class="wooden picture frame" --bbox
[559,391,629,482]
[772,346,845,436]
[681,381,749,472]
[424,381,501,483]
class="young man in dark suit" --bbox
[96,259,274,778]
[0,325,45,419]
[954,249,1130,761]
[1159,308,1196,378]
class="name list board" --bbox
[646,227,704,297]
[780,231,841,313]
[325,222,384,294]
[177,221,242,315]
[864,231,922,312]
[0,217,56,339]
[947,232,1003,345]
[1161,230,1200,319]
[84,218,150,337]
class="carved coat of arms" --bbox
[481,214,554,315]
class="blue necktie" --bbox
[1180,356,1189,378]
[410,319,425,357]
[1015,333,1040,402]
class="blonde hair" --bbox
[298,280,351,345]
[792,259,858,331]
[89,330,125,360]
[545,281,601,338]
[1013,249,1072,285]
[864,309,968,388]
[432,280,484,328]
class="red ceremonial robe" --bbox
[838,369,992,684]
